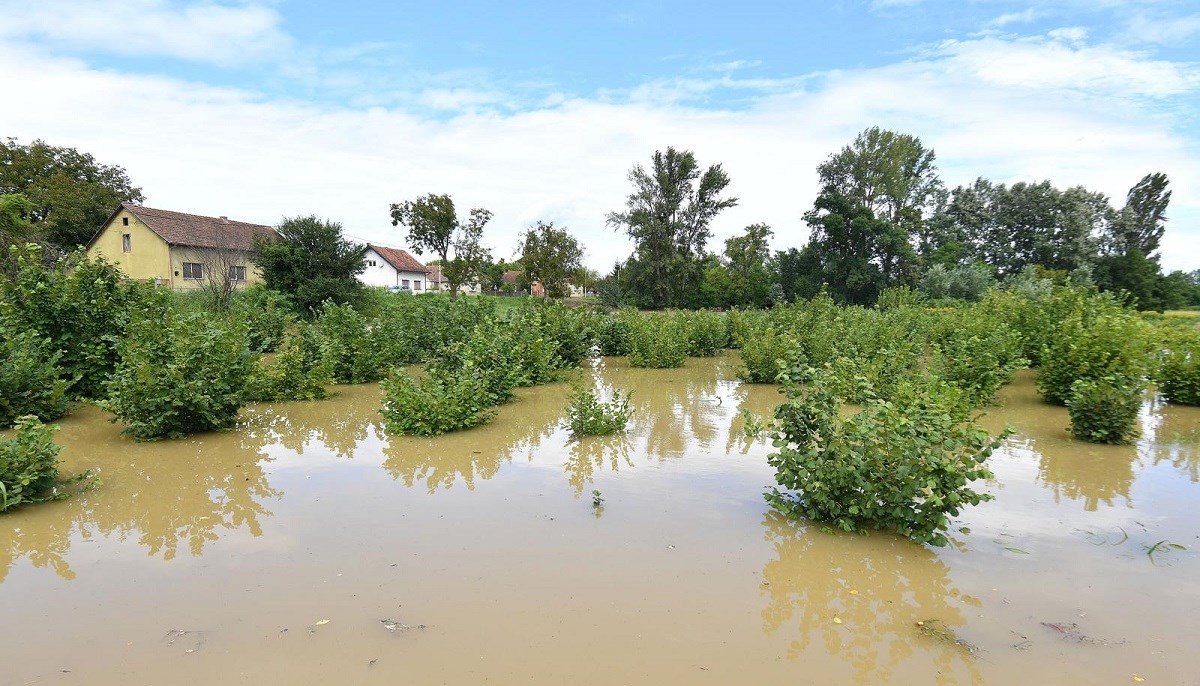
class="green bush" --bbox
[1067,376,1144,444]
[928,305,1027,407]
[510,300,593,370]
[380,367,496,436]
[627,313,689,368]
[565,385,632,437]
[430,322,526,406]
[683,310,729,356]
[0,245,148,399]
[0,416,64,512]
[0,326,69,428]
[231,285,295,353]
[246,323,333,402]
[591,308,635,356]
[766,364,1006,547]
[738,325,797,383]
[1159,329,1200,405]
[1037,308,1151,406]
[104,312,255,440]
[314,302,384,384]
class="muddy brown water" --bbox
[2,356,1198,685]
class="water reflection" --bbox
[1144,396,1200,483]
[0,412,280,582]
[1032,436,1136,511]
[252,387,381,459]
[617,358,731,459]
[759,512,983,685]
[563,437,633,495]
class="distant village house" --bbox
[360,244,430,291]
[86,203,278,290]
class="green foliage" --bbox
[0,137,144,248]
[231,285,294,353]
[1066,376,1144,444]
[918,263,994,302]
[565,385,632,437]
[519,221,584,299]
[1158,329,1200,406]
[1036,301,1151,406]
[606,147,737,309]
[104,311,254,440]
[508,299,593,371]
[0,416,64,512]
[314,302,386,384]
[379,367,496,436]
[766,364,1005,547]
[389,194,492,300]
[430,322,526,406]
[251,215,366,316]
[682,310,729,356]
[723,223,776,308]
[738,324,797,384]
[928,305,1027,407]
[246,324,333,402]
[0,245,148,399]
[590,308,635,356]
[0,325,69,428]
[627,312,689,368]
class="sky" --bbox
[1,0,1198,273]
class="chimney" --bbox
[219,215,228,222]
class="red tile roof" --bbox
[116,202,278,251]
[427,264,448,284]
[369,245,429,273]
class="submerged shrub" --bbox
[627,313,688,368]
[1037,308,1151,406]
[246,323,333,402]
[232,285,295,353]
[591,308,636,357]
[0,326,69,428]
[928,306,1027,407]
[380,367,496,436]
[104,312,255,440]
[1066,376,1144,444]
[738,325,797,384]
[1159,330,1200,406]
[683,310,729,356]
[565,385,632,437]
[0,416,64,512]
[766,363,1006,547]
[314,302,385,384]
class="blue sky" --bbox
[1,0,1198,271]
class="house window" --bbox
[414,280,422,290]
[229,265,247,282]
[402,279,410,287]
[367,259,377,267]
[122,217,129,226]
[183,262,203,280]
[122,233,131,252]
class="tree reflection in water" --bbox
[0,411,281,582]
[563,436,633,495]
[759,511,983,685]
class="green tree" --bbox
[389,194,492,300]
[519,221,584,298]
[606,147,737,309]
[251,216,366,316]
[723,223,774,307]
[1111,172,1170,257]
[0,138,144,248]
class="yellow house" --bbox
[87,203,278,290]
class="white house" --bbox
[360,245,430,291]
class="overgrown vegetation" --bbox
[1158,329,1200,406]
[0,325,69,428]
[627,312,689,368]
[0,416,65,512]
[1066,376,1144,444]
[565,385,632,437]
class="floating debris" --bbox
[916,619,980,655]
[381,619,428,634]
[1040,621,1125,646]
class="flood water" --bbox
[3,356,1198,685]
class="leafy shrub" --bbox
[379,367,496,436]
[0,326,69,428]
[430,322,526,405]
[0,245,148,399]
[683,310,729,356]
[591,308,635,356]
[1158,329,1200,406]
[246,323,333,402]
[104,312,255,440]
[1037,308,1151,406]
[231,285,295,353]
[0,416,64,512]
[738,325,797,383]
[766,363,1006,547]
[928,305,1027,407]
[314,302,384,384]
[565,385,632,437]
[510,300,593,370]
[1066,376,1144,444]
[918,263,993,302]
[627,313,688,368]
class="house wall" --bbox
[86,208,171,285]
[359,249,427,289]
[170,246,264,291]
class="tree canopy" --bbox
[0,138,144,249]
[251,215,366,316]
[519,221,584,299]
[390,193,492,299]
[607,147,737,309]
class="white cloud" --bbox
[0,29,1197,273]
[1125,12,1200,45]
[0,0,289,66]
[988,9,1043,27]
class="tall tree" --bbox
[1109,172,1170,257]
[251,216,366,316]
[817,126,942,228]
[0,138,144,248]
[606,147,737,309]
[389,194,492,300]
[519,221,584,299]
[723,223,774,307]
